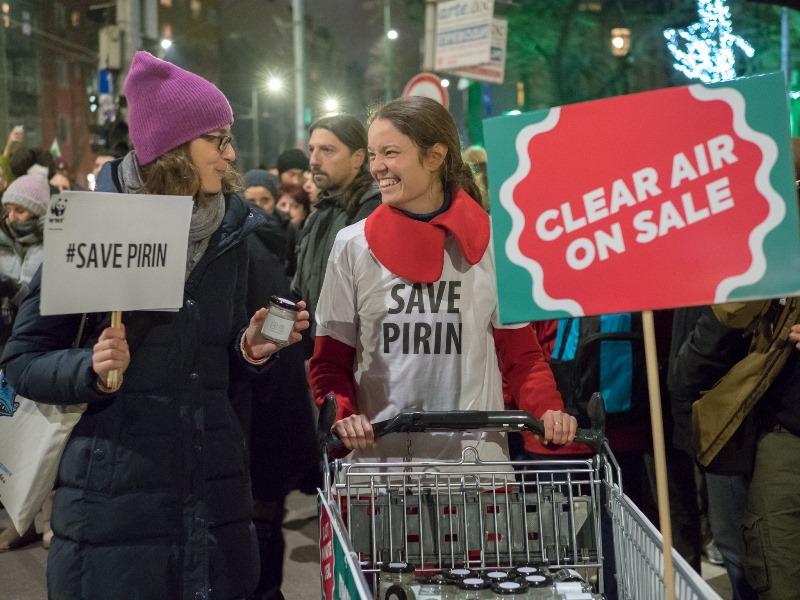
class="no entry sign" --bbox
[403,73,449,109]
[485,73,800,323]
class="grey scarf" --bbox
[117,152,225,280]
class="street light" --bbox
[267,75,284,94]
[610,28,631,57]
[441,78,450,88]
[160,38,173,50]
[387,29,398,40]
[323,96,340,114]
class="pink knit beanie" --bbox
[123,52,233,165]
[2,174,51,217]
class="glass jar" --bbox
[378,562,416,599]
[415,574,458,600]
[445,567,477,584]
[260,295,298,345]
[490,580,529,598]
[484,570,511,585]
[455,576,493,599]
[514,566,540,579]
[521,574,554,600]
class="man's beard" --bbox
[313,171,342,193]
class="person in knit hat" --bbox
[243,168,280,213]
[0,173,51,552]
[1,51,309,600]
[276,147,309,188]
[0,173,48,342]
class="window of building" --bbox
[56,59,69,89]
[161,23,172,38]
[54,2,67,31]
[160,0,172,7]
[71,10,80,27]
[2,3,8,29]
[58,116,69,144]
[191,0,201,19]
[21,9,30,36]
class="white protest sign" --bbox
[451,18,507,84]
[435,0,494,71]
[42,191,193,315]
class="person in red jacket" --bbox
[309,96,576,460]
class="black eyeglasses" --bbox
[200,133,233,153]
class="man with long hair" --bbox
[292,115,381,323]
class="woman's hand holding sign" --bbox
[243,300,310,360]
[93,323,130,392]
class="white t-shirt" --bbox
[316,219,523,464]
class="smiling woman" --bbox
[309,96,578,465]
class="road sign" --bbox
[435,0,494,71]
[452,18,507,85]
[485,72,800,323]
[403,73,450,109]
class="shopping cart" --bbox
[317,396,721,600]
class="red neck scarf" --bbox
[364,189,490,283]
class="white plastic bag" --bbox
[0,386,85,535]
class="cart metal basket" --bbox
[317,398,721,600]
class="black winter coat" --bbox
[230,208,321,500]
[1,192,268,600]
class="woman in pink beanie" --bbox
[1,52,309,600]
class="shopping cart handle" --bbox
[319,394,606,452]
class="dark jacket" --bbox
[231,205,321,500]
[1,167,268,600]
[668,306,750,455]
[690,299,800,469]
[292,182,380,320]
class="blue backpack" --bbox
[550,313,646,423]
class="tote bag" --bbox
[0,314,88,534]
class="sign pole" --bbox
[106,310,123,389]
[641,309,675,600]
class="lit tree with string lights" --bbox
[664,0,755,83]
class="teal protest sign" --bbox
[485,73,800,323]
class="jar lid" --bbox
[457,577,490,590]
[492,580,528,595]
[485,570,509,581]
[381,561,415,573]
[445,567,475,580]
[524,574,551,588]
[269,295,299,311]
[514,566,539,576]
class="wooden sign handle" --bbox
[106,310,123,389]
[642,310,676,600]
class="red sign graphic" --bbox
[319,504,334,600]
[507,85,775,315]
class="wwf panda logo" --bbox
[0,372,18,417]
[0,391,18,417]
[50,196,68,218]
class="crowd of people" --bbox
[0,50,796,600]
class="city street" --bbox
[0,492,321,600]
[1,490,733,599]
